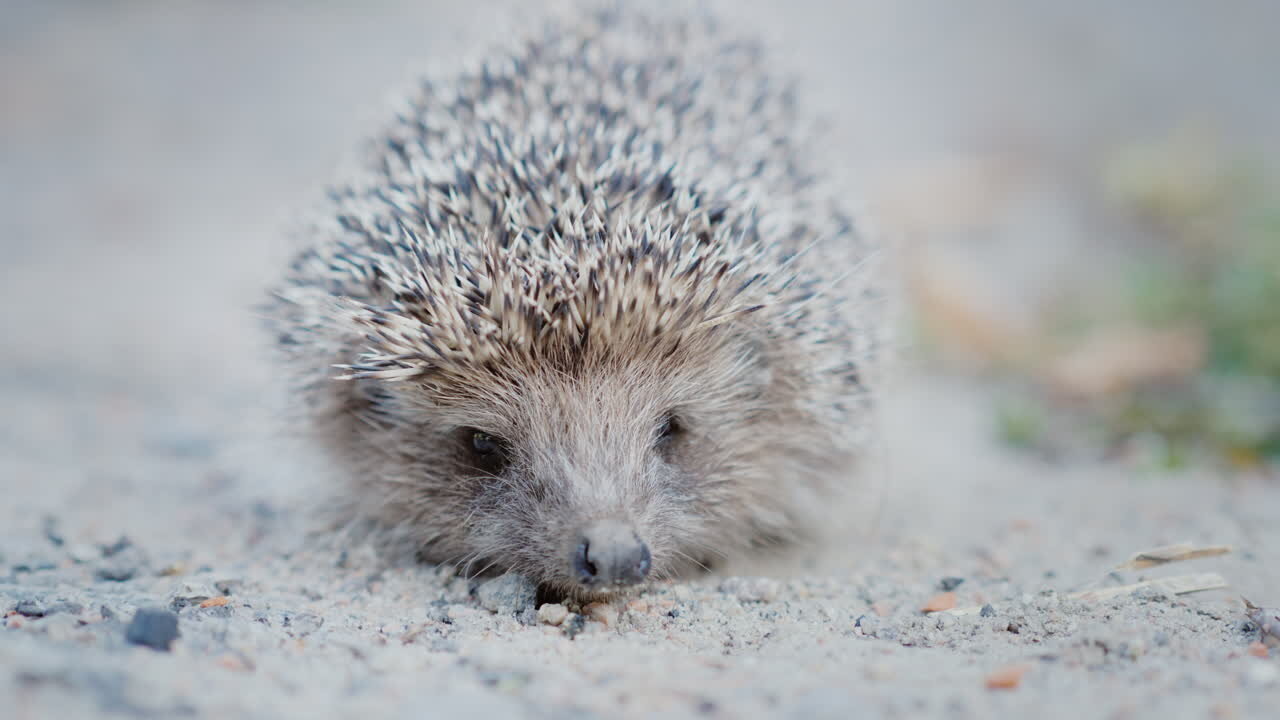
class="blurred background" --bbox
[2,0,1279,532]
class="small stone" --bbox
[1247,641,1270,659]
[284,613,324,637]
[15,599,48,617]
[198,596,230,609]
[720,577,780,603]
[938,577,965,592]
[52,600,85,616]
[125,609,180,651]
[169,582,218,610]
[476,573,537,615]
[985,664,1030,690]
[562,613,586,639]
[921,592,957,613]
[854,614,881,636]
[213,578,243,595]
[94,563,138,582]
[100,536,133,557]
[537,603,569,626]
[979,604,997,618]
[585,602,618,627]
[95,544,149,583]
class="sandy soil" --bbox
[2,2,1278,718]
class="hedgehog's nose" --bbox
[573,521,651,587]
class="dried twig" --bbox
[1115,543,1232,570]
[1069,572,1227,602]
[944,572,1229,617]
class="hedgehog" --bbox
[267,4,882,599]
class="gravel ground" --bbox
[3,2,1279,718]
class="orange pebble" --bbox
[199,596,230,608]
[985,664,1030,690]
[922,592,957,613]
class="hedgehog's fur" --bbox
[268,4,882,598]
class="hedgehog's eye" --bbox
[472,431,502,456]
[463,428,509,474]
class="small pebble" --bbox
[979,604,996,618]
[100,536,133,557]
[854,614,881,636]
[476,573,537,615]
[922,592,957,613]
[125,609,180,651]
[985,664,1030,690]
[562,613,586,639]
[214,578,244,595]
[15,599,48,617]
[585,602,618,627]
[938,577,965,592]
[170,581,219,610]
[285,613,324,636]
[96,544,149,583]
[95,563,138,582]
[537,603,569,626]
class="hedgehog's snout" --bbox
[572,520,651,588]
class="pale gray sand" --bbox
[2,2,1278,718]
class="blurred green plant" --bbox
[1001,128,1280,469]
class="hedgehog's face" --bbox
[384,328,833,599]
